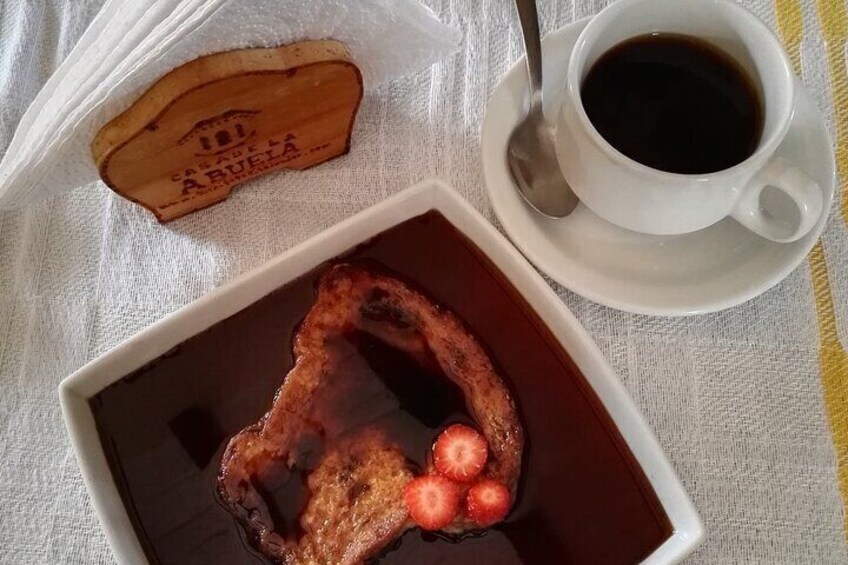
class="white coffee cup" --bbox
[555,0,823,242]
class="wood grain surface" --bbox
[92,40,363,221]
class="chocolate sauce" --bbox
[309,331,471,469]
[91,212,672,564]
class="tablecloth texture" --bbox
[1,1,847,563]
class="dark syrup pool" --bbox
[90,212,672,564]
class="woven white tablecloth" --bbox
[1,1,846,563]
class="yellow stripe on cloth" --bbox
[816,0,848,226]
[775,0,848,539]
[810,243,848,536]
[775,0,804,68]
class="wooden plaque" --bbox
[92,40,363,221]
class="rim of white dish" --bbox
[481,18,835,317]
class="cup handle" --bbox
[731,157,823,243]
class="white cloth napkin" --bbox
[0,0,459,210]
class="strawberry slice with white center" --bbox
[465,479,511,526]
[404,475,460,531]
[432,424,488,482]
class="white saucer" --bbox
[481,17,836,316]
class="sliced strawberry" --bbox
[465,479,510,526]
[433,424,488,482]
[404,475,460,531]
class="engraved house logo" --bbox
[169,108,307,197]
[178,109,260,156]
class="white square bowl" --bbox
[60,178,704,564]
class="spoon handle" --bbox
[514,0,544,110]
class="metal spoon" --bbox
[507,0,579,218]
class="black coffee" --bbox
[581,33,763,175]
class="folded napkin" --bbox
[0,0,460,209]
